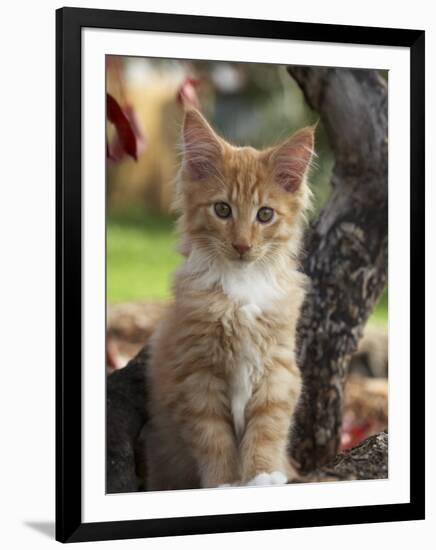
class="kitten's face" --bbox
[178,109,314,266]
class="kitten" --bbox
[146,109,314,490]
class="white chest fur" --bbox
[219,263,283,311]
[181,249,287,439]
[217,264,282,440]
[181,248,285,311]
[229,304,265,441]
[230,365,252,441]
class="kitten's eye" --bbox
[257,207,274,223]
[214,202,232,219]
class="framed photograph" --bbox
[56,7,425,543]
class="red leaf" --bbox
[340,416,372,450]
[107,93,138,161]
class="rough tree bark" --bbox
[107,348,149,492]
[106,67,388,491]
[301,431,388,483]
[288,67,388,471]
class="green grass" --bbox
[369,290,388,325]
[107,208,388,326]
[107,208,181,303]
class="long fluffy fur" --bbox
[146,109,315,490]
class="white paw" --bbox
[218,483,231,488]
[246,471,288,487]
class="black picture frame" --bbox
[56,6,425,543]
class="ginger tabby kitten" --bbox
[146,109,315,490]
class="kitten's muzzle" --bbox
[232,243,252,258]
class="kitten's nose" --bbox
[232,243,251,256]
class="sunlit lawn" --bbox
[107,208,181,302]
[107,209,387,325]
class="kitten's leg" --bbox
[147,420,200,491]
[172,372,240,488]
[240,364,301,486]
[188,418,239,488]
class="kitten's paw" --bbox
[217,481,243,488]
[246,471,288,487]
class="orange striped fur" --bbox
[146,109,315,490]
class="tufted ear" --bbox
[269,125,316,192]
[182,109,222,181]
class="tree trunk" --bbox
[288,66,388,471]
[301,431,388,482]
[106,348,149,493]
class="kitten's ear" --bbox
[269,125,316,192]
[182,109,222,180]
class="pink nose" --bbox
[232,243,251,256]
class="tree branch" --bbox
[106,348,149,493]
[289,67,388,471]
[300,431,388,482]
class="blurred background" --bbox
[106,56,388,449]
